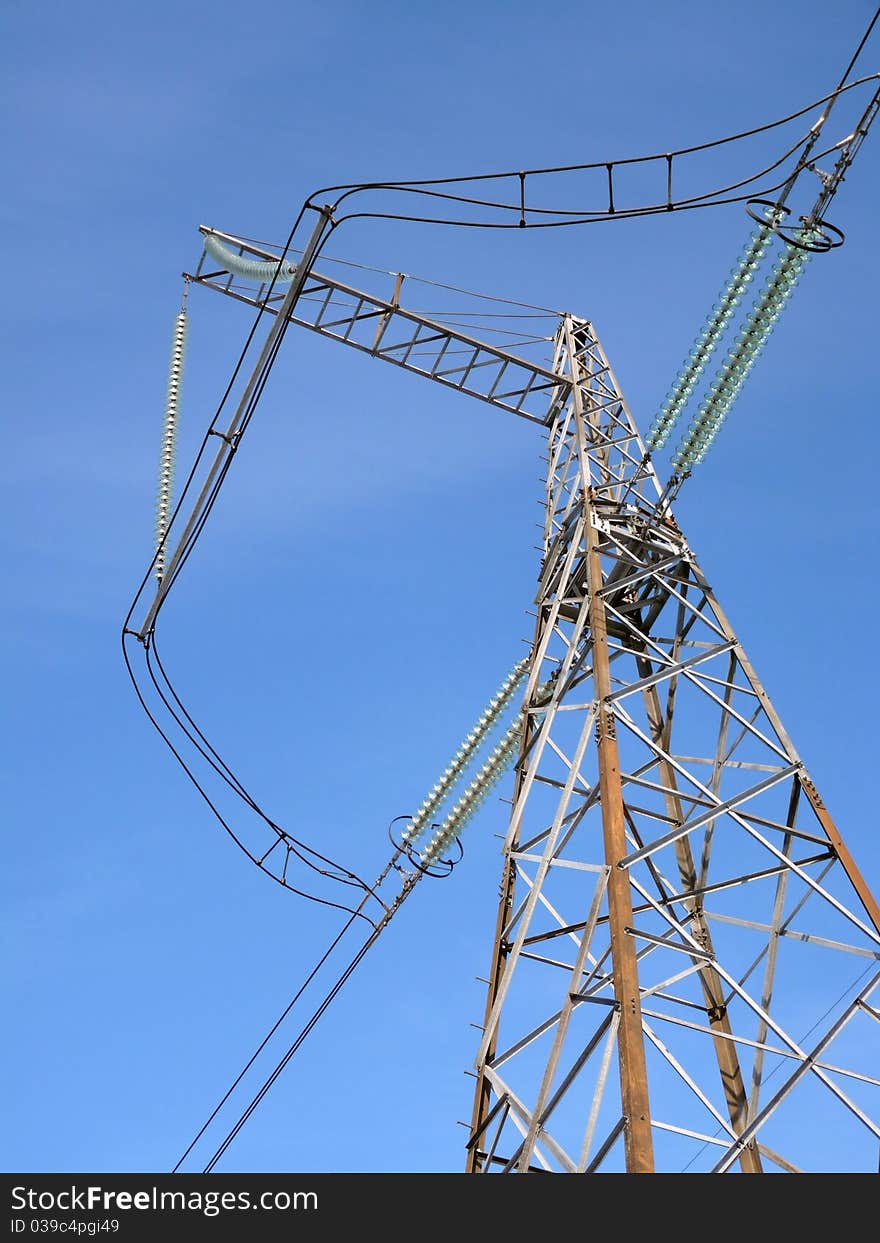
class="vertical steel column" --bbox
[586,523,655,1172]
[464,567,549,1172]
[565,314,654,1169]
[464,855,518,1173]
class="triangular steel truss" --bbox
[465,317,880,1174]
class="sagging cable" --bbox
[202,232,298,284]
[155,291,188,582]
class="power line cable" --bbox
[172,909,363,1172]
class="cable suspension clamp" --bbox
[208,428,243,447]
[745,198,845,252]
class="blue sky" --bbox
[3,0,880,1173]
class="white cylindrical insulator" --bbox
[647,221,775,452]
[404,658,529,846]
[672,236,811,470]
[421,723,523,862]
[155,306,188,581]
[203,232,297,284]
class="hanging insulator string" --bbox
[661,58,880,479]
[155,291,189,582]
[420,719,523,864]
[646,206,780,452]
[671,229,815,472]
[419,676,555,864]
[401,657,529,849]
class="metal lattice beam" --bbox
[190,227,568,427]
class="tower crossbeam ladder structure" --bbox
[170,226,880,1175]
[192,227,567,426]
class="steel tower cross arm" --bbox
[188,227,571,428]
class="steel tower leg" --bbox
[586,527,655,1171]
[465,316,880,1174]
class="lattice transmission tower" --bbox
[133,221,880,1174]
[462,317,880,1174]
[125,31,880,1172]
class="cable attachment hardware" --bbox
[208,428,243,448]
[746,198,845,252]
[387,815,463,879]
